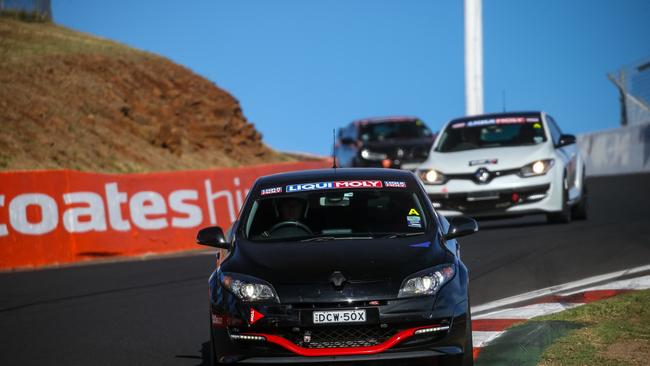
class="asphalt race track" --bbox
[0,173,648,366]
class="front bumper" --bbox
[424,171,563,217]
[209,282,469,363]
[211,309,468,364]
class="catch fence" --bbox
[0,0,51,21]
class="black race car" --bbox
[334,116,436,169]
[197,168,477,365]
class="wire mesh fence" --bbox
[609,57,650,126]
[0,0,51,21]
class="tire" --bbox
[440,304,474,366]
[209,326,219,366]
[571,178,588,220]
[547,175,571,224]
[461,306,474,366]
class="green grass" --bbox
[537,289,650,365]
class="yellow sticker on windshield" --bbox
[408,208,420,216]
[533,123,542,129]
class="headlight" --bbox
[220,272,279,302]
[519,159,554,177]
[417,169,446,185]
[398,264,455,298]
[360,149,388,161]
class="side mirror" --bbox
[558,134,576,147]
[445,216,479,240]
[196,226,230,249]
[340,137,355,145]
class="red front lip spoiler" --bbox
[243,324,444,357]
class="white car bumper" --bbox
[423,168,563,217]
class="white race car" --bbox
[416,111,587,223]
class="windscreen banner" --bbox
[0,161,329,270]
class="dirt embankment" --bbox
[0,18,291,172]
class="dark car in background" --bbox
[197,168,477,365]
[334,116,436,170]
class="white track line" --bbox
[471,263,650,315]
[560,274,650,296]
[472,331,504,348]
[471,268,650,352]
[474,302,581,320]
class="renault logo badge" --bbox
[475,168,491,184]
[329,271,347,290]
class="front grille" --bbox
[282,325,397,349]
[429,184,550,213]
[290,300,387,309]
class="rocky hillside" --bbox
[0,18,290,172]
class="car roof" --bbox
[352,116,420,126]
[257,168,416,187]
[448,111,544,124]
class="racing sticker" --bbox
[466,119,495,127]
[408,208,420,216]
[384,181,406,188]
[407,215,422,228]
[495,117,526,124]
[286,180,383,192]
[469,159,498,166]
[451,122,466,129]
[261,187,282,195]
[459,116,541,128]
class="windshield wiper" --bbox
[300,236,373,242]
[374,232,425,239]
[300,236,337,242]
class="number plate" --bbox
[467,191,499,201]
[312,309,367,324]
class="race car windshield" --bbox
[244,187,430,242]
[435,117,547,152]
[359,120,433,142]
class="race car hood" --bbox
[223,236,450,302]
[420,143,553,174]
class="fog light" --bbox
[229,334,266,341]
[382,159,392,168]
[527,193,546,201]
[414,325,450,334]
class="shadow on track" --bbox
[172,341,210,365]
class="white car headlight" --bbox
[221,272,279,302]
[417,169,446,185]
[519,159,554,177]
[360,149,388,161]
[398,265,455,298]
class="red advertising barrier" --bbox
[0,161,330,270]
